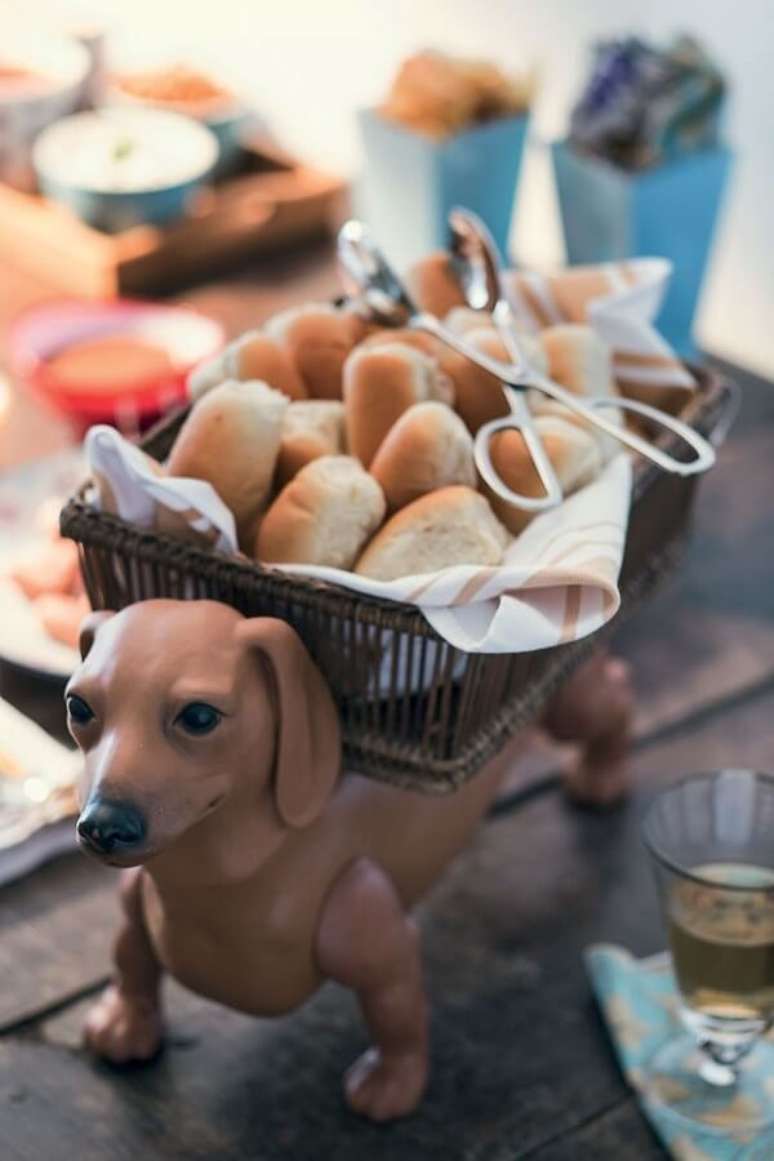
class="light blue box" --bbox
[552,141,732,357]
[356,108,529,272]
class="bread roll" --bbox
[356,485,509,581]
[265,303,371,400]
[188,331,307,402]
[533,325,619,455]
[406,251,466,318]
[256,456,386,570]
[483,414,603,535]
[343,342,454,467]
[276,400,345,488]
[167,379,287,550]
[360,327,441,358]
[370,401,476,512]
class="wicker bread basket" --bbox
[60,367,735,793]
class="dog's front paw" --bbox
[84,985,162,1064]
[344,1046,427,1121]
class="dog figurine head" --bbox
[66,600,340,875]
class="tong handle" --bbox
[527,376,716,477]
[413,314,716,478]
[582,395,716,474]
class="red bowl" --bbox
[9,298,224,436]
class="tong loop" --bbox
[475,389,565,510]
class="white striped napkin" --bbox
[504,258,695,397]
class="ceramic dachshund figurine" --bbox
[68,600,633,1122]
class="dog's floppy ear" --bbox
[78,609,116,660]
[236,617,341,829]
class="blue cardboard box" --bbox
[356,108,529,272]
[552,141,732,356]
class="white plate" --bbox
[0,576,78,679]
[0,448,85,680]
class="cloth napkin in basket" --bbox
[586,944,774,1160]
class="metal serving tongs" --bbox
[448,208,562,511]
[337,219,716,481]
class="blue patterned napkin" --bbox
[585,944,774,1160]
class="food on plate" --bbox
[256,456,386,570]
[166,379,287,549]
[10,538,81,600]
[6,498,87,651]
[483,414,603,535]
[113,64,235,117]
[0,62,52,96]
[356,485,510,581]
[264,303,372,400]
[369,401,476,512]
[188,331,307,402]
[33,108,217,198]
[343,341,454,466]
[32,592,90,649]
[379,50,531,140]
[276,400,346,487]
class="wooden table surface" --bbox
[0,248,773,1160]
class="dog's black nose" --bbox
[77,800,146,853]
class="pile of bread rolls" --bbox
[158,252,621,582]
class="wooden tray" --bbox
[0,140,346,298]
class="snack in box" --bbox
[379,50,532,140]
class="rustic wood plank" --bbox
[614,360,774,733]
[524,1098,665,1160]
[2,686,772,1160]
[0,857,115,1030]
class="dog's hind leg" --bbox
[83,868,164,1064]
[316,857,429,1122]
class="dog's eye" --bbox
[176,702,222,736]
[66,695,95,725]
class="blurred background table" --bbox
[0,248,773,1159]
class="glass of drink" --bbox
[642,770,774,1132]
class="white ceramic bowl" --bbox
[0,32,90,190]
[33,107,218,232]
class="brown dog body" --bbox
[139,747,507,1021]
[68,600,516,1119]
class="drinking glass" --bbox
[642,770,774,1132]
